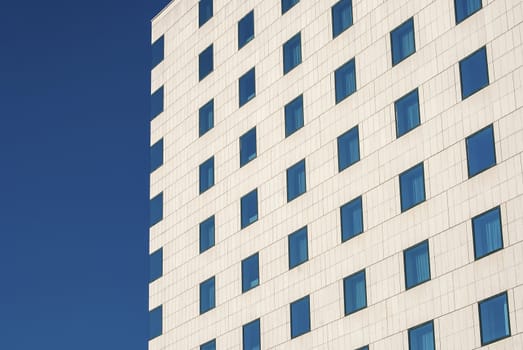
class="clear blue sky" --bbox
[0,1,170,348]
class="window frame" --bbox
[199,0,213,27]
[242,319,261,350]
[199,44,214,81]
[199,99,214,137]
[200,339,216,350]
[465,124,496,178]
[239,67,256,107]
[199,215,215,253]
[288,226,308,269]
[394,88,421,138]
[399,163,426,212]
[472,206,503,260]
[284,94,304,137]
[282,0,299,14]
[238,10,255,49]
[340,196,363,242]
[331,0,353,38]
[390,17,416,66]
[150,138,164,173]
[334,58,357,104]
[150,192,163,227]
[408,320,435,350]
[337,125,360,172]
[286,159,307,202]
[478,292,511,346]
[343,269,367,316]
[199,156,215,194]
[199,276,216,314]
[454,0,482,24]
[459,46,489,100]
[241,189,258,229]
[149,305,163,340]
[241,253,260,293]
[283,32,302,74]
[240,127,257,167]
[151,86,164,120]
[403,240,431,290]
[151,35,164,69]
[149,248,163,283]
[290,295,311,338]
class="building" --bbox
[148,0,523,349]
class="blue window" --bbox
[283,33,302,74]
[199,215,215,253]
[149,248,163,283]
[199,0,213,27]
[335,58,356,103]
[150,192,163,227]
[479,292,511,345]
[150,138,163,172]
[241,189,258,228]
[243,319,260,350]
[199,156,214,194]
[287,159,306,202]
[472,207,503,259]
[395,89,420,137]
[149,305,162,340]
[337,126,360,171]
[242,253,259,293]
[459,46,489,99]
[151,86,164,120]
[284,95,304,137]
[290,295,310,338]
[288,226,308,269]
[356,347,369,350]
[455,0,482,23]
[151,36,164,69]
[391,18,416,66]
[343,270,367,315]
[466,124,496,177]
[404,240,431,289]
[199,99,214,137]
[238,11,254,49]
[199,45,213,81]
[399,163,425,212]
[408,321,435,350]
[200,276,215,314]
[239,68,256,107]
[331,0,353,38]
[340,196,363,242]
[200,339,216,350]
[240,127,257,167]
[282,0,299,14]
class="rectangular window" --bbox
[151,86,164,120]
[479,292,511,345]
[399,163,425,212]
[395,89,420,137]
[200,276,215,314]
[288,226,308,269]
[283,33,302,74]
[337,126,360,171]
[199,99,214,137]
[335,58,356,103]
[343,270,367,315]
[240,127,257,167]
[459,46,489,99]
[151,35,164,69]
[408,321,435,350]
[199,0,213,27]
[455,0,482,23]
[239,68,256,107]
[149,305,162,340]
[150,192,163,227]
[340,196,363,242]
[242,253,259,293]
[241,189,258,228]
[200,339,216,350]
[199,44,214,81]
[466,124,496,177]
[238,10,254,49]
[284,95,304,137]
[199,215,215,253]
[282,0,299,14]
[290,295,310,338]
[243,319,260,350]
[199,156,215,194]
[331,0,353,38]
[404,240,431,289]
[391,18,416,66]
[472,206,503,259]
[149,248,163,283]
[150,138,164,172]
[287,159,306,202]
[356,347,369,350]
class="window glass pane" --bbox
[460,46,489,99]
[466,124,496,177]
[243,319,260,350]
[455,0,482,23]
[395,89,420,137]
[287,159,306,202]
[290,296,310,338]
[239,11,255,49]
[199,0,213,27]
[239,68,256,107]
[289,226,308,269]
[199,45,214,81]
[240,127,257,166]
[149,306,162,340]
[356,347,369,350]
[285,95,304,137]
[340,196,363,241]
[400,163,425,212]
[282,0,299,14]
[200,339,216,350]
[199,156,215,194]
[343,270,367,315]
[150,138,164,172]
[152,36,164,69]
[200,277,215,314]
[200,215,215,253]
[242,253,259,292]
[150,192,163,227]
[199,99,214,136]
[241,189,258,228]
[335,58,356,103]
[332,0,353,38]
[408,321,435,350]
[283,33,302,74]
[337,126,360,171]
[151,86,164,120]
[149,248,163,283]
[404,241,431,289]
[391,18,416,65]
[473,207,503,259]
[479,292,511,345]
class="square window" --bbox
[283,33,302,74]
[288,226,308,269]
[282,0,299,14]
[408,321,435,350]
[399,163,425,212]
[284,95,304,137]
[199,0,213,27]
[479,292,511,345]
[149,248,163,283]
[243,319,260,350]
[472,206,503,259]
[199,99,214,137]
[200,276,215,314]
[238,11,254,49]
[287,159,306,202]
[391,18,416,66]
[149,305,162,340]
[395,89,420,137]
[241,189,258,228]
[200,339,216,350]
[199,156,215,194]
[290,295,310,338]
[151,35,164,69]
[199,215,215,253]
[199,45,214,81]
[337,126,360,171]
[335,58,356,103]
[150,138,163,172]
[239,68,256,107]
[340,196,363,242]
[240,127,257,167]
[404,240,431,289]
[331,0,353,38]
[343,270,367,315]
[242,253,259,293]
[459,46,489,99]
[466,124,496,177]
[455,0,482,23]
[150,192,163,227]
[151,86,164,120]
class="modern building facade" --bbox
[149,0,523,349]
